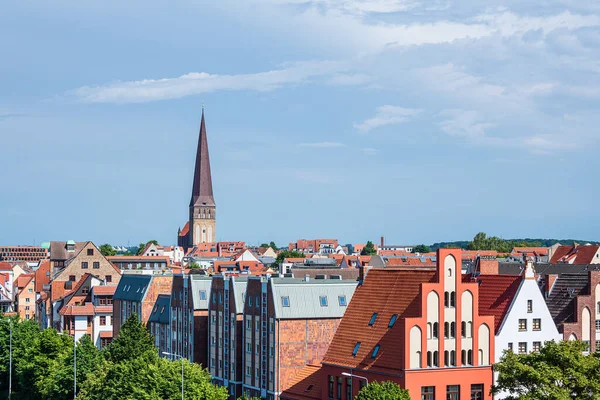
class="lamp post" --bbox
[341,371,368,396]
[163,351,184,400]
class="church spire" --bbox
[190,108,215,207]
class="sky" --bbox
[1,0,599,247]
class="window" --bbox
[219,293,223,304]
[433,351,439,367]
[461,350,466,365]
[320,296,328,307]
[596,320,600,331]
[246,319,252,330]
[82,287,89,295]
[444,350,449,366]
[246,366,251,376]
[81,262,88,269]
[372,344,380,358]
[281,296,290,307]
[447,385,460,400]
[450,350,455,366]
[100,316,106,325]
[467,350,472,365]
[444,291,449,307]
[338,296,347,306]
[352,342,361,356]
[105,275,112,283]
[433,322,439,338]
[518,319,527,331]
[255,320,260,331]
[212,293,216,304]
[444,322,449,338]
[199,290,207,300]
[255,296,259,307]
[87,249,94,256]
[246,343,251,353]
[368,313,378,326]
[421,386,435,400]
[508,342,513,351]
[527,299,533,313]
[461,321,466,338]
[533,318,541,331]
[450,291,456,307]
[346,378,352,400]
[328,376,334,398]
[92,261,100,269]
[427,351,432,367]
[518,342,527,354]
[598,302,600,314]
[471,384,483,400]
[256,343,260,354]
[337,377,342,400]
[248,296,252,306]
[533,341,541,353]
[69,275,76,282]
[450,322,455,338]
[389,314,398,328]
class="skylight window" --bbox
[281,296,290,307]
[372,344,380,358]
[319,296,328,307]
[388,314,398,328]
[352,342,361,356]
[369,313,378,326]
[338,296,347,306]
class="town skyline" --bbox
[2,1,600,245]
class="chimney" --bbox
[523,259,536,280]
[380,236,385,248]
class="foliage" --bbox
[188,262,201,270]
[136,240,159,255]
[237,395,262,400]
[98,244,117,257]
[273,250,305,270]
[259,241,278,250]
[355,381,410,400]
[360,241,377,256]
[431,236,600,252]
[493,340,600,399]
[412,244,431,254]
[106,314,156,364]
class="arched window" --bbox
[444,350,449,367]
[416,351,422,368]
[461,350,466,365]
[444,292,449,307]
[467,350,473,365]
[427,351,432,367]
[444,322,449,338]
[433,351,439,367]
[427,322,432,339]
[461,321,466,338]
[479,349,484,364]
[450,322,455,338]
[433,322,438,339]
[450,350,455,366]
[450,292,456,307]
[468,321,473,338]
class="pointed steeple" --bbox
[190,108,215,207]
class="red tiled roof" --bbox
[51,280,68,301]
[385,257,436,267]
[179,222,189,237]
[95,305,113,313]
[35,260,51,293]
[280,365,322,400]
[93,285,117,295]
[59,303,95,316]
[99,331,113,338]
[15,274,34,289]
[322,268,436,372]
[0,262,12,271]
[550,245,600,264]
[462,250,498,260]
[510,247,549,256]
[465,274,522,333]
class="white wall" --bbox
[93,314,112,347]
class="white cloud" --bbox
[71,61,346,103]
[361,147,378,155]
[298,141,346,148]
[354,105,421,132]
[439,109,494,138]
[258,0,419,14]
[327,73,371,85]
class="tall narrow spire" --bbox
[190,108,215,207]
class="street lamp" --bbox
[163,351,184,400]
[341,371,369,386]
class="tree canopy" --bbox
[99,244,117,257]
[136,240,159,255]
[412,244,431,254]
[493,340,600,399]
[259,241,278,250]
[273,250,305,270]
[355,381,410,400]
[361,241,377,256]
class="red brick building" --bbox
[286,249,495,400]
[242,276,358,400]
[0,246,48,263]
[191,275,212,368]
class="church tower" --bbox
[188,108,216,246]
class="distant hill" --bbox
[430,238,600,252]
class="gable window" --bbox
[450,322,456,338]
[518,342,527,354]
[368,313,378,326]
[87,249,94,256]
[389,314,398,328]
[93,262,100,269]
[352,342,361,356]
[199,290,207,300]
[69,275,76,282]
[461,350,466,365]
[433,351,439,367]
[319,296,328,307]
[338,296,347,306]
[533,319,541,331]
[371,344,380,358]
[518,319,527,331]
[281,296,290,307]
[105,275,112,283]
[444,350,449,366]
[450,291,456,307]
[82,287,89,295]
[527,300,533,313]
[81,262,88,269]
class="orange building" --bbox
[285,249,494,400]
[14,273,35,320]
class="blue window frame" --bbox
[281,296,290,307]
[319,296,328,307]
[338,296,347,306]
[388,314,398,328]
[368,313,378,326]
[372,344,380,358]
[352,342,361,356]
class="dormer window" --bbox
[368,313,378,326]
[371,344,380,358]
[352,342,361,356]
[281,296,290,307]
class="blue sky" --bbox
[1,0,599,247]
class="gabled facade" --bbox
[14,273,35,320]
[170,274,194,361]
[315,249,494,400]
[149,294,171,356]
[191,275,212,368]
[550,244,600,264]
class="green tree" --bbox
[99,244,117,257]
[355,381,410,400]
[412,244,431,254]
[273,250,305,270]
[361,241,377,256]
[493,340,600,399]
[259,241,278,250]
[136,240,159,256]
[188,262,201,270]
[106,315,156,364]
